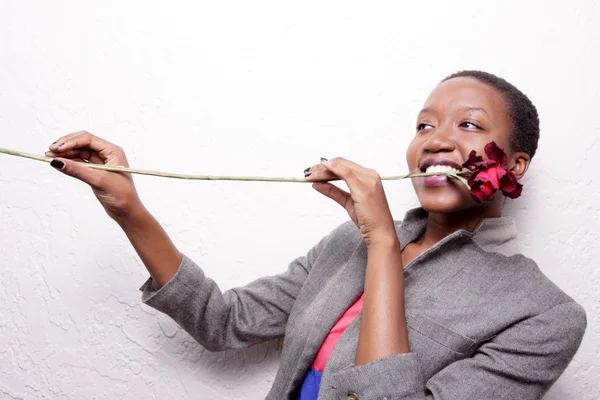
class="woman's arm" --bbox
[116,205,182,288]
[46,131,329,351]
[356,235,410,365]
[306,157,410,365]
[46,131,185,288]
[138,227,336,351]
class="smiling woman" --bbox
[407,72,534,217]
[44,70,585,400]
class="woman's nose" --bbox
[423,126,456,153]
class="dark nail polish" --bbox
[304,172,312,177]
[51,141,57,144]
[304,167,311,173]
[58,142,65,147]
[320,157,328,162]
[50,159,65,170]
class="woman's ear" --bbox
[509,151,530,180]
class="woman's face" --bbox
[406,77,515,214]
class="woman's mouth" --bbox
[418,158,465,187]
[419,158,464,173]
[423,164,461,174]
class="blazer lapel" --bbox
[284,239,368,395]
[320,310,362,380]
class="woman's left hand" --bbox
[304,158,397,247]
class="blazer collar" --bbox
[398,207,518,250]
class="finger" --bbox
[45,148,93,161]
[49,157,102,187]
[303,162,338,182]
[49,131,114,155]
[312,182,351,209]
[45,149,104,165]
[303,157,359,182]
[320,158,360,185]
[325,157,365,171]
[49,130,93,151]
[49,131,87,150]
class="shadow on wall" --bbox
[543,381,572,400]
[160,332,284,385]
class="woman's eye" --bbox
[417,123,434,131]
[460,122,481,129]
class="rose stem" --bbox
[0,146,471,183]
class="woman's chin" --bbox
[416,191,474,215]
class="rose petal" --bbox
[462,150,484,171]
[470,180,497,202]
[467,170,478,186]
[472,166,506,189]
[471,193,483,203]
[491,166,507,188]
[470,183,485,203]
[499,172,517,192]
[480,159,499,168]
[480,181,496,198]
[500,172,523,199]
[507,182,523,199]
[484,141,508,166]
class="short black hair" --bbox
[441,70,540,159]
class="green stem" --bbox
[446,169,471,188]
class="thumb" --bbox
[50,158,102,187]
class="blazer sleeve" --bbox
[138,227,337,352]
[326,301,586,400]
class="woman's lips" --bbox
[417,157,464,187]
[423,175,449,187]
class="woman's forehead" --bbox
[421,77,507,116]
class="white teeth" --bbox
[425,164,460,174]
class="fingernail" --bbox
[304,167,311,173]
[320,157,328,162]
[50,159,65,170]
[51,141,57,144]
[304,172,312,178]
[58,142,65,147]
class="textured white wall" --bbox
[0,1,598,399]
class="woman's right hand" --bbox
[46,131,145,223]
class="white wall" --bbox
[0,1,598,399]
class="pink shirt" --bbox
[297,293,365,399]
[312,292,364,371]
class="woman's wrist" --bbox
[114,202,151,231]
[366,227,400,250]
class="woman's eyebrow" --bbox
[461,106,488,115]
[418,106,488,117]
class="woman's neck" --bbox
[418,203,502,248]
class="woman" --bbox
[45,71,586,399]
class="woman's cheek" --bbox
[406,139,420,170]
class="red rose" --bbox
[499,171,523,199]
[462,141,523,203]
[470,180,496,202]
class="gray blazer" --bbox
[139,208,586,399]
